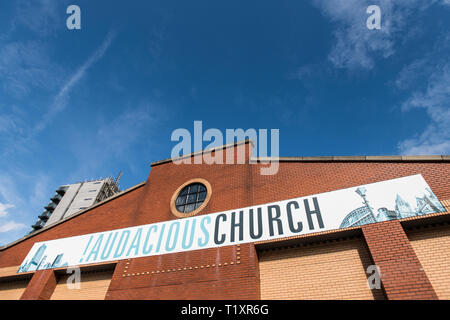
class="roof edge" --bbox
[251,155,450,162]
[150,139,254,167]
[151,139,449,166]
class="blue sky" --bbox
[0,0,449,245]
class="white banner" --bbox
[18,174,445,273]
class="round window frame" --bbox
[170,178,212,218]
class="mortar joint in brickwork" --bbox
[259,236,362,253]
[406,221,450,232]
[123,259,238,277]
[122,245,242,277]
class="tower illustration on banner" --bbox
[340,187,445,228]
[17,244,68,273]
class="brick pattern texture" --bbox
[20,269,57,300]
[362,220,437,300]
[407,223,450,299]
[51,269,114,300]
[442,199,450,212]
[0,142,448,299]
[0,266,21,278]
[259,237,384,300]
[106,243,259,300]
[0,278,29,300]
[251,162,450,207]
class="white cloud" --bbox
[398,64,450,155]
[98,104,156,150]
[0,41,63,97]
[0,203,14,218]
[27,173,51,209]
[65,102,161,182]
[0,109,24,135]
[0,190,26,236]
[311,0,443,70]
[14,0,62,36]
[395,59,430,90]
[34,31,116,134]
[0,221,26,233]
[310,0,450,155]
[0,171,54,243]
[0,1,64,96]
[0,174,24,208]
[0,31,116,161]
[395,32,450,155]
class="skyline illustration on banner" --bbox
[340,186,444,228]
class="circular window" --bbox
[170,179,212,218]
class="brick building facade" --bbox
[0,141,449,300]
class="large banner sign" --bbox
[18,174,445,273]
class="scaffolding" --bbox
[30,172,122,233]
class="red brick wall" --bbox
[407,223,450,299]
[258,236,384,300]
[106,243,259,300]
[132,144,254,227]
[252,160,449,300]
[362,221,437,300]
[0,142,449,299]
[105,143,259,299]
[251,161,450,206]
[1,143,259,300]
[20,270,57,300]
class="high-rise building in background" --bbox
[30,176,121,233]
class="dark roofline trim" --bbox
[0,181,146,252]
[151,137,449,167]
[151,139,254,167]
[252,155,450,162]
